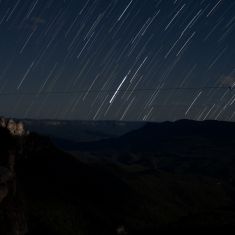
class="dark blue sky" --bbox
[0,0,234,121]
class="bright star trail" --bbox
[0,0,234,121]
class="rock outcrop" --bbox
[0,118,27,136]
[0,125,28,235]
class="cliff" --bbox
[0,124,28,235]
[0,117,27,136]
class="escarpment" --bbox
[0,121,28,235]
[0,117,28,137]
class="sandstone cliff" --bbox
[0,123,28,235]
[0,117,27,136]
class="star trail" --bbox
[0,0,234,121]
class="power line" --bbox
[0,86,233,96]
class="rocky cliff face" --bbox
[0,123,28,235]
[0,118,27,137]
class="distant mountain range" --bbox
[71,119,235,181]
[72,119,235,150]
[22,119,144,143]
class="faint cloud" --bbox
[30,17,46,30]
[19,17,46,31]
[31,17,46,25]
[220,75,235,88]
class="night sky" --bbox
[0,0,234,121]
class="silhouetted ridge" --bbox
[73,119,235,152]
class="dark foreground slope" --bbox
[1,120,235,234]
[17,133,139,235]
